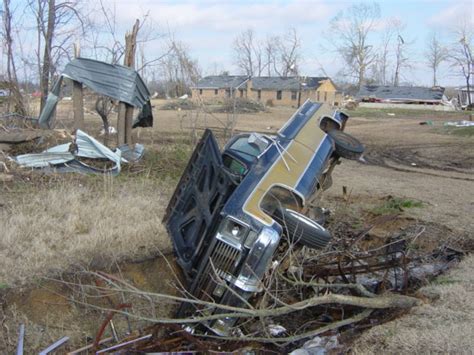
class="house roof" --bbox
[251,77,300,90]
[304,77,331,89]
[251,76,330,90]
[194,75,249,89]
[194,75,331,91]
[357,85,445,101]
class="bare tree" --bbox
[373,17,398,85]
[89,0,124,64]
[232,29,300,78]
[2,0,27,115]
[392,20,412,86]
[264,35,280,76]
[425,32,448,87]
[279,28,301,77]
[233,29,262,76]
[161,39,201,97]
[28,0,88,111]
[329,2,380,89]
[450,21,473,107]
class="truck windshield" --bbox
[229,137,261,157]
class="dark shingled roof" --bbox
[195,76,331,91]
[252,77,300,90]
[357,85,445,101]
[251,76,330,90]
[194,75,249,89]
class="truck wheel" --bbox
[328,129,364,160]
[275,208,331,249]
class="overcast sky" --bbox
[103,0,472,86]
[6,0,474,86]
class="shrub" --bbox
[213,98,265,113]
[161,100,197,111]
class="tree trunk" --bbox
[467,76,472,107]
[358,66,365,90]
[3,0,26,116]
[40,0,56,112]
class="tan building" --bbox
[191,75,341,106]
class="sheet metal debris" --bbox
[118,143,145,162]
[38,336,69,355]
[12,129,144,175]
[290,335,340,355]
[38,58,153,129]
[444,120,474,127]
[16,324,24,355]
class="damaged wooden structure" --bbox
[356,85,456,111]
[38,56,153,145]
[69,20,142,145]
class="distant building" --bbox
[191,75,341,106]
[357,85,448,105]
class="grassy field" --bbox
[0,175,174,287]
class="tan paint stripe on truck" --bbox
[243,104,331,225]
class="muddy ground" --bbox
[0,101,473,353]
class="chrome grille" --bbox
[194,240,241,301]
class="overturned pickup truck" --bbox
[163,100,364,334]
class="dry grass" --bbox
[352,255,474,354]
[0,176,174,286]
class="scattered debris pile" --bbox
[161,100,197,111]
[38,58,153,130]
[357,85,451,106]
[214,97,266,113]
[11,129,144,175]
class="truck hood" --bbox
[163,129,235,279]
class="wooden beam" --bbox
[117,102,126,146]
[72,80,84,131]
[125,104,134,144]
[117,19,139,146]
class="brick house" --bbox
[191,75,250,101]
[191,75,341,106]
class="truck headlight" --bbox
[217,218,248,247]
[234,227,280,292]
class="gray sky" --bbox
[101,0,473,86]
[2,0,473,86]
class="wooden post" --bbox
[73,80,84,131]
[117,105,126,146]
[72,43,84,131]
[117,20,139,146]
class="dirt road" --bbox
[331,114,474,234]
[328,112,474,353]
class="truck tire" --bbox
[328,129,364,160]
[275,208,331,249]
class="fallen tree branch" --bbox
[197,309,374,344]
[54,273,421,317]
[279,273,376,298]
[55,277,420,324]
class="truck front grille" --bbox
[194,240,241,301]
